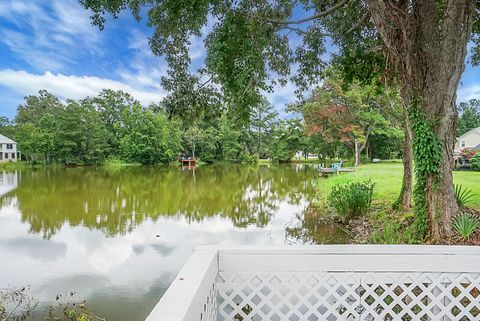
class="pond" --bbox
[0,164,347,321]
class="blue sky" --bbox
[0,0,479,120]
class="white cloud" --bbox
[0,69,167,106]
[0,0,101,71]
[263,81,300,118]
[115,29,168,91]
[458,83,480,103]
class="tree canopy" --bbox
[300,72,402,165]
[457,99,480,136]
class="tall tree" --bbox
[302,73,397,166]
[457,99,480,136]
[120,105,182,164]
[91,89,138,157]
[15,90,63,163]
[80,0,480,240]
[250,99,278,158]
[56,100,109,165]
[0,116,15,139]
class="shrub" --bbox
[471,153,480,171]
[454,184,473,208]
[453,213,478,240]
[328,180,375,220]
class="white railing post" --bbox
[145,248,219,321]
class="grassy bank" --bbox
[317,161,480,209]
[0,161,64,170]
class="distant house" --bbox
[454,127,480,166]
[0,134,19,162]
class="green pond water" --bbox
[0,164,346,321]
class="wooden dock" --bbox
[180,159,197,167]
[319,167,355,174]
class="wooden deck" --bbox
[319,167,355,174]
[180,159,197,167]
[145,245,480,321]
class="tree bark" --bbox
[398,116,413,209]
[354,140,359,166]
[367,0,475,239]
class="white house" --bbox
[454,127,480,154]
[0,134,19,162]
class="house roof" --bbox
[0,134,15,144]
[474,144,480,151]
[457,127,480,140]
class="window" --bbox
[11,153,15,159]
[461,141,466,148]
[4,153,8,159]
[6,144,13,149]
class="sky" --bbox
[0,0,479,120]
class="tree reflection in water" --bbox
[285,205,349,244]
[0,164,318,239]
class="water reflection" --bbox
[0,165,346,321]
[285,205,349,244]
[0,171,18,196]
[1,165,315,238]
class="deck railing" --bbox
[145,246,480,321]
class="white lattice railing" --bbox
[145,246,480,321]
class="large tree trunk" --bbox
[397,117,413,209]
[367,0,475,240]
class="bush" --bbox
[453,213,479,240]
[360,155,370,164]
[328,180,375,220]
[471,153,480,171]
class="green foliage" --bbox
[9,88,371,166]
[456,99,480,136]
[103,157,133,170]
[218,116,250,163]
[268,120,303,162]
[298,71,402,165]
[328,180,375,220]
[250,99,278,158]
[409,106,442,240]
[120,106,181,164]
[368,210,423,244]
[452,213,479,240]
[471,153,480,171]
[455,184,474,208]
[0,116,15,138]
[369,212,405,244]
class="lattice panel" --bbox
[201,281,218,321]
[216,272,480,321]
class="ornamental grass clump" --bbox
[453,213,479,240]
[328,180,375,220]
[454,184,474,208]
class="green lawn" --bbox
[317,161,480,209]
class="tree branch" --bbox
[344,11,370,35]
[265,0,349,25]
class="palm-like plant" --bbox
[454,184,474,208]
[453,213,479,240]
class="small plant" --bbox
[0,287,38,321]
[47,292,105,321]
[452,213,479,240]
[454,184,473,208]
[328,180,375,220]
